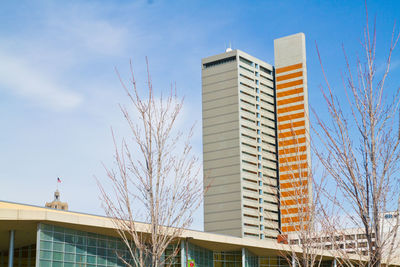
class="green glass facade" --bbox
[244,250,258,267]
[37,223,183,267]
[184,242,213,267]
[38,224,133,267]
[259,256,289,267]
[1,222,335,267]
[164,245,181,267]
[213,251,242,267]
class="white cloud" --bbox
[49,16,128,56]
[0,51,83,110]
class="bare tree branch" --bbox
[97,60,206,267]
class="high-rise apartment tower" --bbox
[202,33,311,240]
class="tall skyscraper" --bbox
[274,33,311,235]
[202,33,310,240]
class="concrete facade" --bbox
[202,50,279,240]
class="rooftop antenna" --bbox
[225,41,232,53]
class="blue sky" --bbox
[0,0,399,230]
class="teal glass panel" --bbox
[40,241,52,250]
[108,249,117,258]
[107,240,116,249]
[107,260,117,267]
[53,242,64,252]
[53,226,65,233]
[76,235,86,245]
[87,255,97,264]
[53,251,64,261]
[76,245,86,254]
[40,250,52,260]
[107,257,117,266]
[52,261,63,267]
[88,237,97,246]
[65,243,75,253]
[53,232,64,242]
[39,260,51,267]
[98,256,107,265]
[64,234,74,244]
[116,241,125,250]
[98,248,106,257]
[64,263,74,267]
[40,231,52,241]
[76,254,86,263]
[87,232,97,238]
[98,239,107,248]
[64,228,76,235]
[87,246,97,256]
[64,253,75,262]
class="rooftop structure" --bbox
[44,190,68,211]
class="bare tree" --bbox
[97,60,204,267]
[313,8,400,267]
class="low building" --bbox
[0,200,349,267]
[288,211,400,259]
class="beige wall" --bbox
[202,50,280,240]
[202,51,242,237]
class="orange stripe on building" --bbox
[279,162,308,172]
[281,188,308,198]
[280,180,308,190]
[282,216,300,224]
[278,128,306,138]
[275,63,303,74]
[280,207,309,215]
[281,226,294,232]
[277,88,303,98]
[279,145,306,155]
[280,197,308,206]
[278,112,305,122]
[280,171,308,181]
[281,215,310,224]
[277,79,303,90]
[279,137,306,147]
[279,154,307,164]
[277,103,304,114]
[277,96,304,106]
[280,178,308,188]
[278,120,305,130]
[281,225,307,233]
[276,71,303,82]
